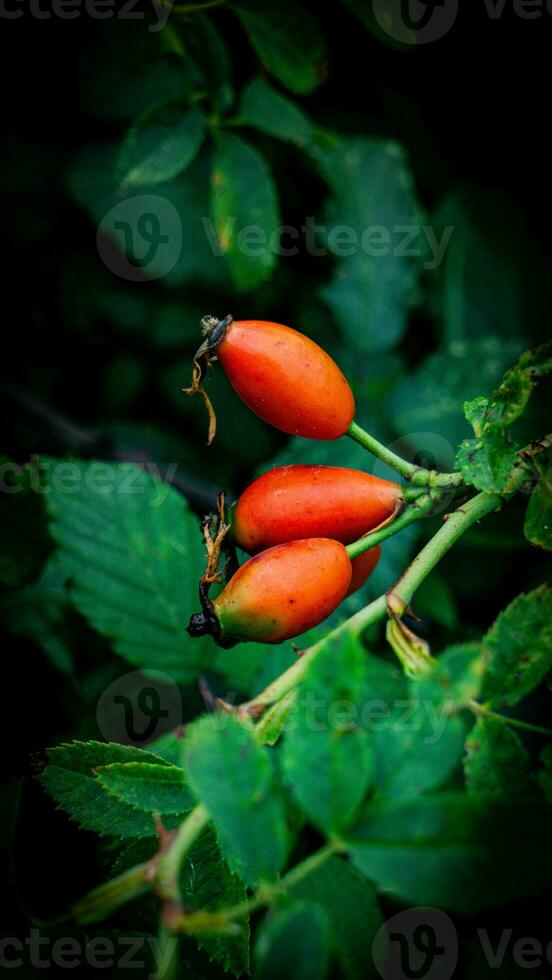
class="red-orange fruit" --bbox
[232,465,402,553]
[348,545,381,596]
[188,539,352,645]
[217,319,355,439]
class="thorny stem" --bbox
[347,420,465,489]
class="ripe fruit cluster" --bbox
[187,316,403,646]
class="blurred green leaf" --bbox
[371,701,467,802]
[235,0,327,95]
[286,855,383,980]
[210,132,280,291]
[38,741,182,838]
[390,336,523,455]
[464,718,536,800]
[45,459,210,682]
[68,145,229,287]
[183,714,288,887]
[315,138,425,353]
[254,902,330,980]
[347,794,552,912]
[181,825,250,977]
[80,25,194,121]
[96,761,193,814]
[0,553,72,674]
[414,571,459,629]
[481,585,552,707]
[240,78,313,146]
[185,14,234,112]
[118,106,205,189]
[414,643,485,709]
[281,635,373,833]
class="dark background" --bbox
[1,1,551,975]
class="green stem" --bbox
[241,492,501,717]
[156,804,210,900]
[468,700,552,738]
[347,421,464,490]
[387,491,500,615]
[347,421,420,479]
[169,842,338,934]
[345,496,432,559]
[238,595,388,716]
[73,863,150,925]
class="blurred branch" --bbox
[0,379,224,513]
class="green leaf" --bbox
[183,714,288,887]
[414,642,485,708]
[281,635,373,833]
[464,718,536,800]
[95,762,193,815]
[456,432,518,494]
[210,132,280,291]
[38,741,180,838]
[482,341,552,429]
[538,745,552,803]
[524,451,552,550]
[254,902,330,980]
[44,459,209,682]
[286,856,383,980]
[316,138,425,353]
[118,106,205,189]
[80,24,194,121]
[481,586,552,707]
[145,729,187,767]
[457,343,552,492]
[347,794,552,913]
[240,78,313,146]
[390,336,523,455]
[68,144,229,288]
[371,700,467,802]
[185,14,234,113]
[0,553,73,674]
[181,826,250,977]
[234,0,326,95]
